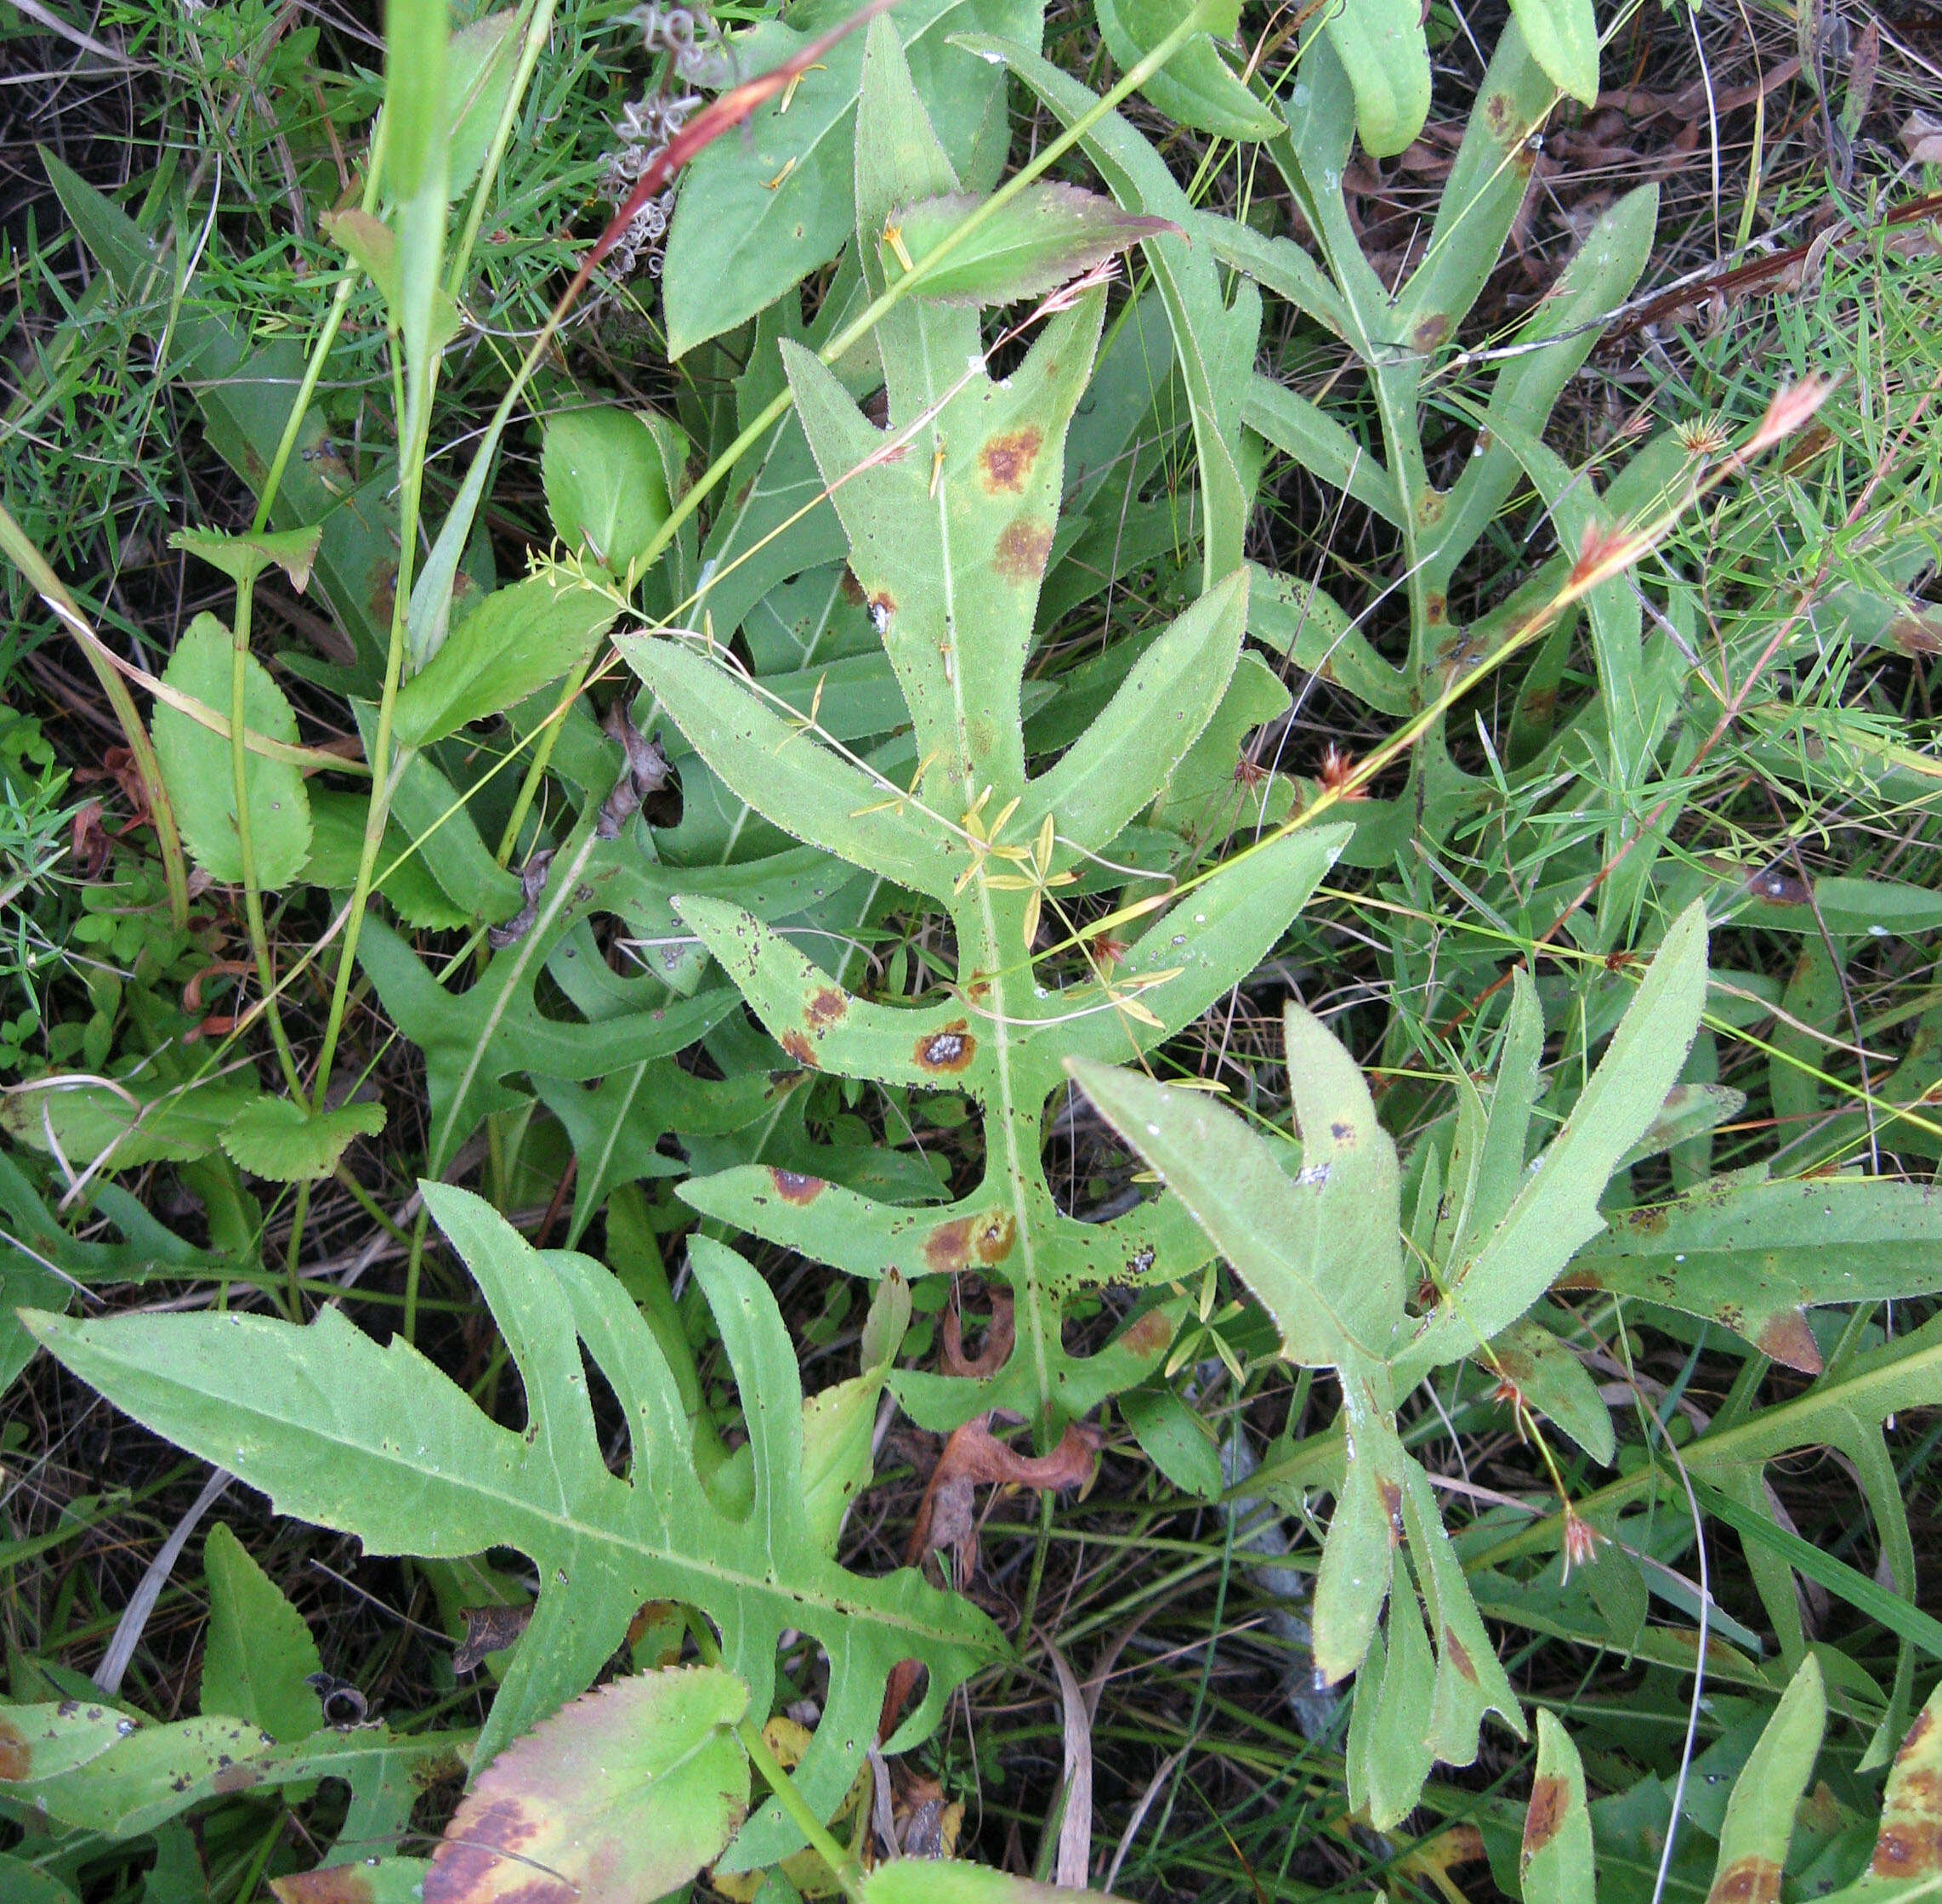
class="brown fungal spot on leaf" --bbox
[271,1871,380,1904]
[1330,1120,1353,1141]
[1755,1309,1821,1373]
[916,1020,975,1073]
[1485,93,1516,140]
[839,566,867,605]
[0,1719,28,1780]
[805,987,848,1029]
[1380,1479,1405,1540]
[770,1169,827,1207]
[974,1213,1015,1264]
[370,561,398,624]
[978,426,1042,492]
[1120,1308,1174,1358]
[1413,313,1450,350]
[1522,1774,1569,1858]
[780,1030,818,1068]
[1444,1625,1479,1682]
[924,1219,974,1274]
[1707,1855,1782,1903]
[1890,614,1942,656]
[212,1762,264,1794]
[1872,1827,1939,1878]
[993,520,1053,583]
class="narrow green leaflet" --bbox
[152,613,312,888]
[1397,901,1708,1378]
[1521,1711,1595,1904]
[22,1189,1002,1863]
[1707,1657,1826,1904]
[199,1522,325,1742]
[1093,0,1281,141]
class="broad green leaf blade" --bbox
[1093,0,1282,140]
[619,633,960,901]
[0,1703,461,1841]
[1521,1710,1594,1904]
[1562,1174,1942,1374]
[660,0,1040,355]
[152,613,312,887]
[169,525,321,591]
[888,185,1178,304]
[1066,1054,1400,1367]
[393,573,619,748]
[219,1097,387,1183]
[381,0,446,196]
[1319,0,1433,158]
[274,1861,432,1904]
[1706,1657,1825,1904]
[1508,0,1600,106]
[199,1523,324,1742]
[423,1668,749,1904]
[1,1075,259,1170]
[1399,901,1708,1376]
[446,9,522,199]
[542,409,672,571]
[1121,1386,1223,1499]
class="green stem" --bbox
[402,1202,433,1344]
[684,1617,867,1901]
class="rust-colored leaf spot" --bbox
[974,1213,1015,1264]
[369,560,398,626]
[1120,1308,1174,1358]
[0,1718,28,1781]
[1872,1827,1938,1878]
[271,1871,378,1904]
[916,1020,975,1073]
[978,426,1042,493]
[805,987,848,1028]
[1413,312,1450,351]
[923,1218,974,1274]
[839,566,867,605]
[993,520,1053,584]
[1707,1855,1782,1904]
[1522,1774,1569,1857]
[1444,1624,1479,1682]
[1755,1309,1822,1374]
[770,1168,827,1207]
[780,1030,818,1068]
[1379,1479,1405,1541]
